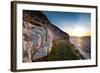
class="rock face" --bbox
[23,10,76,62]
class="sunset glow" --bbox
[43,11,91,37]
[69,26,91,37]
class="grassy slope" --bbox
[47,39,80,61]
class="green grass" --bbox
[47,40,80,61]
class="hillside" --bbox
[23,10,81,62]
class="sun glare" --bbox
[69,26,90,37]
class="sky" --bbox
[43,11,91,37]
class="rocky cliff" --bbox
[23,10,80,62]
[23,10,69,41]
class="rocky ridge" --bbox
[23,10,80,62]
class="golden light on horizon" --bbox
[69,26,91,37]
